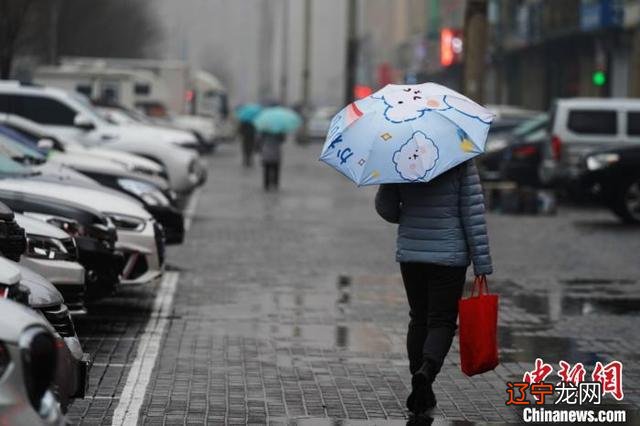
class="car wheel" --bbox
[611,178,640,224]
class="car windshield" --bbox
[68,91,112,125]
[512,113,549,137]
[0,154,37,177]
[0,128,47,161]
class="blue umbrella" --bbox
[235,103,263,123]
[319,82,495,186]
[253,107,302,134]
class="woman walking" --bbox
[374,160,492,416]
[260,131,285,191]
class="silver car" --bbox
[0,298,64,425]
[0,257,89,411]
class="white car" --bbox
[1,111,169,182]
[14,213,86,314]
[0,297,64,425]
[0,179,164,285]
[0,82,206,194]
[96,106,214,153]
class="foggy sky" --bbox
[155,0,347,107]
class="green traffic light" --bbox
[592,70,606,87]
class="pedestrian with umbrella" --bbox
[320,83,495,417]
[253,106,302,191]
[235,103,262,167]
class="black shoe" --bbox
[407,362,437,414]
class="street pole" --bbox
[344,0,358,105]
[48,0,60,65]
[280,0,289,105]
[259,0,274,102]
[300,0,312,144]
[462,0,488,103]
[630,23,640,97]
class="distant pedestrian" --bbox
[238,121,256,167]
[260,131,286,191]
[374,161,493,417]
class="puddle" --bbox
[497,279,640,318]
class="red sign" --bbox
[440,28,463,67]
[354,85,373,100]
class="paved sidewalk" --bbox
[132,143,639,425]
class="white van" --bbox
[540,98,640,186]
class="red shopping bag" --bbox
[458,275,499,376]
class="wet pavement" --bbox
[69,142,640,425]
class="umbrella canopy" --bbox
[235,103,263,123]
[253,107,302,134]
[319,82,495,186]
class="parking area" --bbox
[66,143,640,425]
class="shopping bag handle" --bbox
[471,275,489,297]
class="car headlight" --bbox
[27,235,77,261]
[107,213,146,232]
[586,153,619,171]
[117,179,170,207]
[0,342,10,380]
[46,216,85,237]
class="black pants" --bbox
[263,162,280,190]
[400,262,467,376]
[241,137,255,167]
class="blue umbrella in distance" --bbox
[253,106,302,134]
[235,103,263,123]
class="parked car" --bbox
[15,213,86,314]
[0,123,184,244]
[539,98,640,192]
[0,177,164,285]
[0,81,206,194]
[96,104,215,153]
[0,190,122,298]
[306,106,339,141]
[478,113,549,186]
[582,145,640,224]
[0,112,169,182]
[2,259,89,409]
[485,104,541,143]
[0,297,64,425]
[0,156,162,285]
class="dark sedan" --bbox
[479,113,549,187]
[582,145,640,224]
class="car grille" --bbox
[40,304,76,338]
[61,238,78,261]
[153,222,165,266]
[0,220,27,261]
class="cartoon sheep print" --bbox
[375,84,494,124]
[393,131,439,181]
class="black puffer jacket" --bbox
[375,160,493,275]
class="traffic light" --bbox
[592,70,606,87]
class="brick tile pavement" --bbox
[71,142,640,424]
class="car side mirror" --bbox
[37,138,55,151]
[73,114,96,131]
